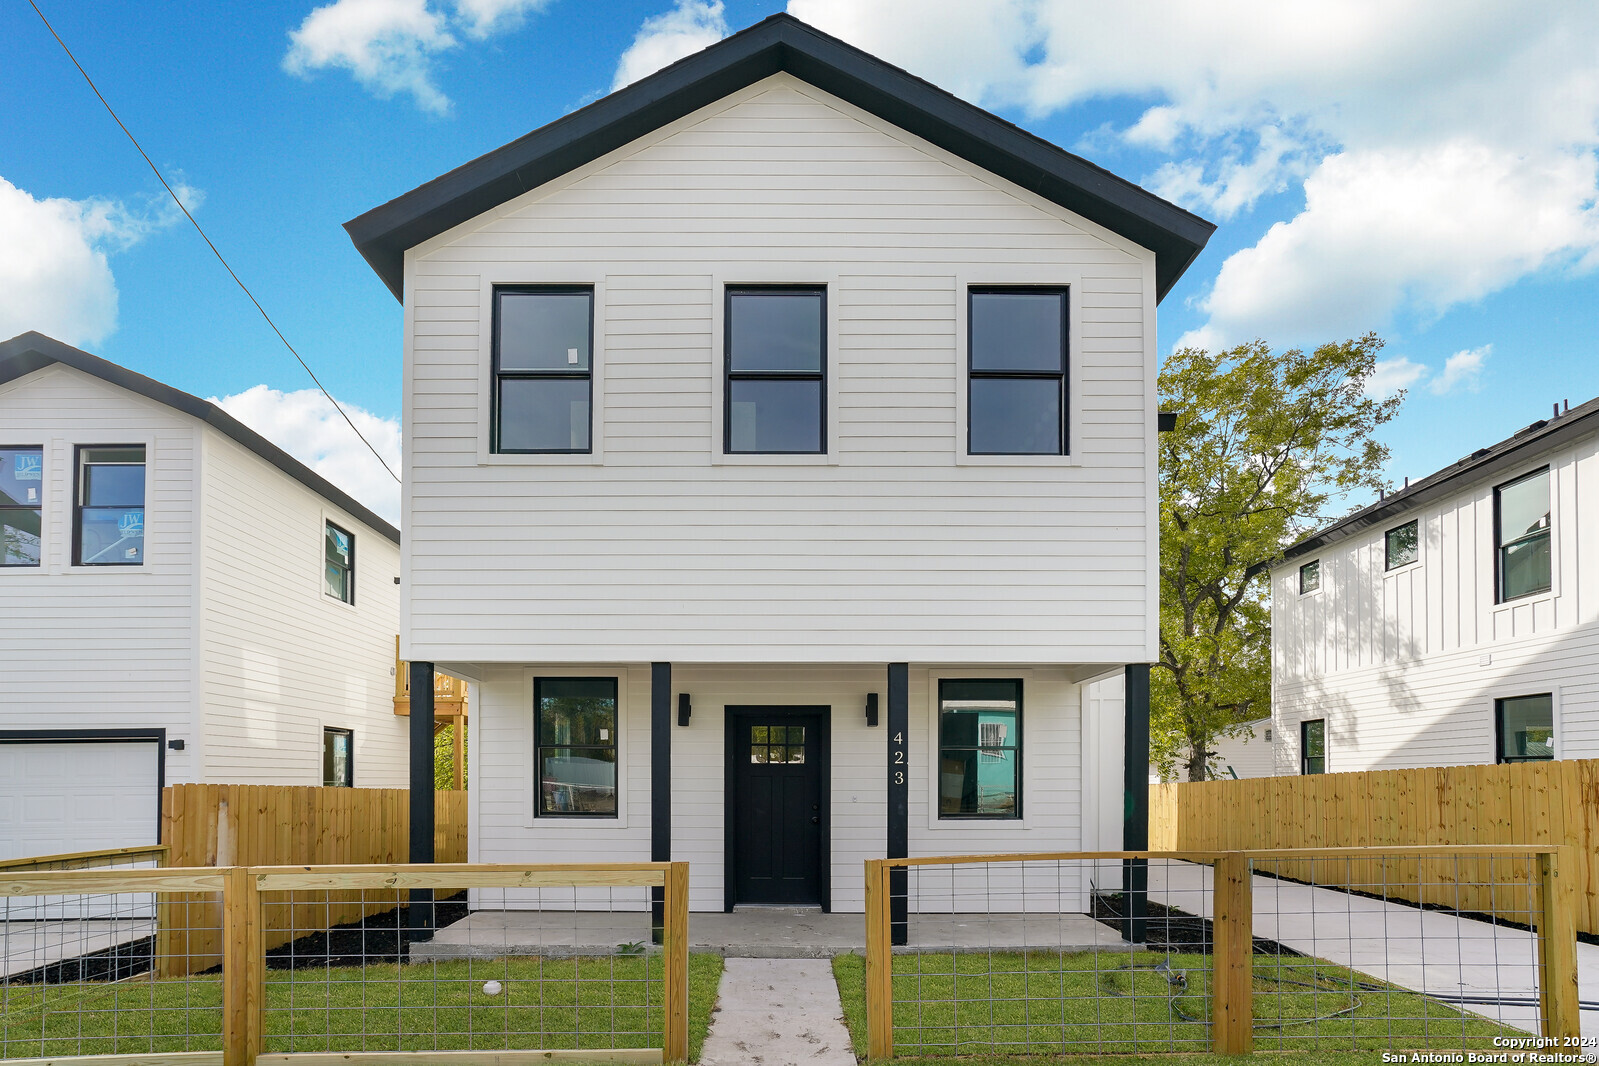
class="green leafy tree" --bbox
[434,722,467,791]
[1155,335,1401,781]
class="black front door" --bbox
[728,709,827,906]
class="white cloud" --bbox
[452,0,550,39]
[612,1,728,92]
[1364,357,1427,399]
[214,385,403,525]
[0,176,198,348]
[285,0,457,113]
[786,1,1599,346]
[1429,345,1490,395]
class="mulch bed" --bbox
[1092,891,1303,957]
[261,892,471,970]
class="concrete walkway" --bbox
[1148,861,1599,1040]
[699,958,855,1066]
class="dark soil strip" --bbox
[1091,891,1303,957]
[259,892,470,970]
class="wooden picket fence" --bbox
[157,784,468,975]
[1149,757,1599,935]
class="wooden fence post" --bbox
[1211,852,1253,1055]
[1537,848,1580,1041]
[222,866,264,1066]
[865,858,894,1060]
[664,861,690,1064]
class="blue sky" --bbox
[6,0,1599,523]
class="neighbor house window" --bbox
[1299,559,1320,594]
[323,727,353,786]
[968,289,1067,455]
[1496,694,1553,763]
[324,521,354,603]
[74,446,145,566]
[725,287,825,454]
[1386,520,1419,570]
[493,286,593,453]
[0,446,43,567]
[536,677,618,816]
[1496,468,1550,601]
[1300,719,1326,775]
[938,679,1021,818]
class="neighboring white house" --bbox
[345,14,1212,915]
[1206,718,1275,780]
[0,332,408,861]
[1272,396,1599,776]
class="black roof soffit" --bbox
[0,331,400,545]
[346,13,1214,303]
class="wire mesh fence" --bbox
[862,847,1582,1059]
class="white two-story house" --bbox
[346,14,1212,916]
[0,332,409,860]
[1272,396,1599,775]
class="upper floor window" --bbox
[492,286,593,454]
[725,287,825,454]
[536,677,619,816]
[1385,520,1419,570]
[0,446,43,567]
[1298,559,1320,594]
[1300,719,1326,775]
[1496,468,1550,601]
[1495,694,1553,763]
[325,521,354,603]
[74,445,145,566]
[968,289,1067,455]
[323,727,354,786]
[937,678,1021,818]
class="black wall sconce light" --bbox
[865,692,879,727]
[677,693,692,726]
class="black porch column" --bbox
[887,663,908,946]
[1122,663,1150,944]
[651,662,671,940]
[407,659,436,941]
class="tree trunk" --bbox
[1185,743,1209,782]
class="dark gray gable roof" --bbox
[1284,395,1599,561]
[346,12,1214,302]
[0,331,400,545]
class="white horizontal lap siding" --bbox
[910,667,1085,913]
[0,367,199,782]
[404,74,1153,666]
[197,431,405,785]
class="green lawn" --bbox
[833,950,1519,1058]
[0,953,723,1062]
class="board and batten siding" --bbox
[469,664,1094,913]
[0,365,201,783]
[401,73,1157,666]
[196,429,406,786]
[1272,427,1599,772]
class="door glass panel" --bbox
[750,724,807,763]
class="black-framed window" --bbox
[325,521,354,604]
[0,446,43,567]
[1385,520,1419,570]
[1299,559,1320,594]
[725,286,825,454]
[492,286,594,454]
[323,727,353,786]
[1496,468,1550,601]
[1300,719,1326,775]
[937,679,1021,818]
[968,288,1067,455]
[74,445,145,566]
[536,677,618,816]
[1496,694,1553,763]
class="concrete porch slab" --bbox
[409,907,1134,961]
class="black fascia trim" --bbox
[0,728,166,842]
[722,704,832,913]
[0,332,399,545]
[1284,398,1599,561]
[344,14,1213,303]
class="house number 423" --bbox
[891,731,907,785]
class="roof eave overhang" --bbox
[345,16,1213,303]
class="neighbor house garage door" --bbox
[0,735,162,863]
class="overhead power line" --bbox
[27,0,401,486]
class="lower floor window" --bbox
[322,727,353,787]
[937,679,1021,818]
[1300,719,1325,774]
[1496,694,1553,763]
[537,677,618,816]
